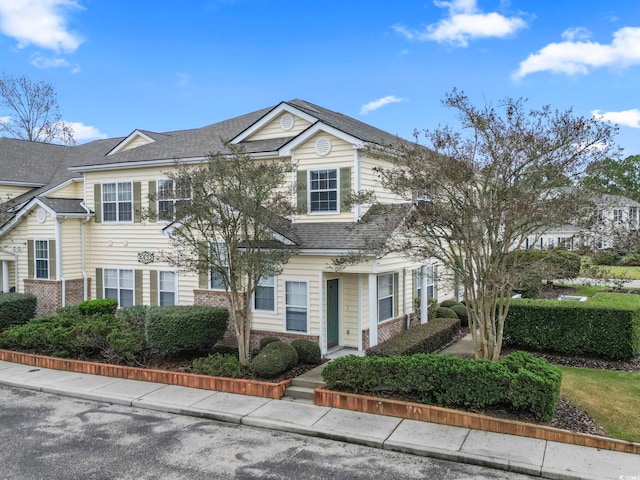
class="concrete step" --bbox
[292,377,325,389]
[283,385,315,401]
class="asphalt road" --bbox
[0,385,536,480]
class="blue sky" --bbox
[0,1,639,155]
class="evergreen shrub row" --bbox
[366,318,460,357]
[0,293,37,329]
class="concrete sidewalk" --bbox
[0,360,636,480]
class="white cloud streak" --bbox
[67,121,107,142]
[360,96,407,115]
[592,109,640,129]
[0,0,83,52]
[393,0,526,47]
[514,27,640,79]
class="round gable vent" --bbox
[315,137,332,156]
[36,208,47,224]
[280,113,295,131]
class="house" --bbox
[0,99,451,353]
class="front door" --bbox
[326,278,339,348]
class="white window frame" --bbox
[104,268,135,307]
[613,208,624,223]
[209,242,229,291]
[629,207,638,227]
[157,178,190,222]
[283,280,309,333]
[377,273,394,323]
[308,168,340,214]
[102,182,133,223]
[158,270,177,306]
[34,239,49,279]
[557,237,572,249]
[253,275,276,313]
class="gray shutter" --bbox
[94,184,101,223]
[148,180,157,223]
[27,240,34,278]
[412,269,417,298]
[340,167,351,210]
[48,239,56,280]
[150,270,158,306]
[393,272,399,318]
[296,169,307,213]
[135,269,143,305]
[95,268,103,299]
[134,182,142,223]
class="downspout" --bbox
[55,215,66,307]
[80,173,91,301]
[403,268,410,329]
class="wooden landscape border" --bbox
[0,349,290,399]
[315,387,640,455]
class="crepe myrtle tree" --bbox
[368,89,619,360]
[164,143,297,365]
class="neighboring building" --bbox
[0,99,451,353]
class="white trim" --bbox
[231,102,318,144]
[107,130,156,156]
[368,274,378,347]
[377,272,395,323]
[33,238,50,280]
[279,123,364,156]
[101,181,134,224]
[0,180,45,187]
[103,267,135,308]
[0,197,64,238]
[308,167,341,215]
[283,279,310,334]
[318,272,325,353]
[69,156,207,173]
[252,274,277,314]
[357,274,363,351]
[158,270,177,306]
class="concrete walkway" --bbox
[0,360,636,479]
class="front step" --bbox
[283,385,315,401]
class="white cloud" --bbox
[592,109,640,129]
[561,27,591,42]
[393,0,526,47]
[67,121,107,142]
[0,115,9,124]
[514,26,640,79]
[0,0,83,52]
[360,96,407,115]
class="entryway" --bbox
[326,278,339,349]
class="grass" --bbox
[564,284,609,297]
[559,366,640,442]
[598,265,640,280]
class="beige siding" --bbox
[340,273,360,348]
[47,180,82,199]
[60,219,82,278]
[359,155,405,204]
[119,134,153,152]
[0,221,28,292]
[0,184,33,201]
[247,113,311,141]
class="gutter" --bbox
[55,215,66,307]
[80,174,92,301]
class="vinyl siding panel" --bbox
[60,219,82,278]
[340,273,359,348]
[247,114,311,141]
[0,184,33,201]
[47,180,82,199]
[359,155,405,204]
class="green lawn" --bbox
[580,257,640,280]
[559,366,640,442]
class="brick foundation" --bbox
[65,278,89,307]
[249,330,320,349]
[24,277,90,317]
[361,313,419,351]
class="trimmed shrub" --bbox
[591,249,619,266]
[619,254,640,267]
[0,293,37,329]
[78,298,118,317]
[250,341,298,378]
[145,306,228,355]
[435,306,458,319]
[116,305,148,329]
[503,294,640,359]
[322,351,561,421]
[259,336,282,351]
[439,299,460,308]
[367,318,460,357]
[450,304,469,327]
[291,339,321,364]
[193,353,247,378]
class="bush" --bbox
[503,294,640,359]
[591,249,620,266]
[78,298,118,316]
[250,341,298,378]
[259,336,282,351]
[116,305,148,329]
[0,293,37,329]
[193,353,247,378]
[322,351,561,421]
[145,306,228,355]
[290,339,321,364]
[435,306,458,319]
[619,254,640,267]
[439,299,460,308]
[367,318,460,356]
[450,304,469,327]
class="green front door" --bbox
[327,278,339,348]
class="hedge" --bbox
[322,351,561,421]
[250,341,298,378]
[503,293,640,359]
[0,293,37,329]
[366,318,460,357]
[145,306,228,355]
[290,339,321,364]
[193,353,247,378]
[78,298,118,316]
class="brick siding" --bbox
[24,277,90,317]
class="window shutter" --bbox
[296,169,307,213]
[150,270,158,306]
[412,269,417,298]
[48,239,56,280]
[148,181,157,223]
[95,268,103,299]
[94,185,101,224]
[27,240,34,278]
[393,272,399,318]
[198,243,209,289]
[135,269,143,305]
[340,167,351,210]
[134,182,142,223]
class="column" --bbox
[2,261,9,293]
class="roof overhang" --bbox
[0,197,90,238]
[278,123,364,156]
[230,102,319,144]
[0,180,45,188]
[106,130,156,156]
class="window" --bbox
[104,268,134,307]
[157,178,190,222]
[630,207,638,227]
[614,209,624,223]
[102,182,132,222]
[309,169,338,212]
[416,265,435,301]
[34,240,49,279]
[378,273,394,322]
[159,271,176,306]
[557,237,572,249]
[209,243,229,290]
[254,275,275,312]
[285,281,307,332]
